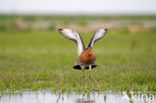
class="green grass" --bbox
[0,28,156,92]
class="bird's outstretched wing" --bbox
[58,29,85,56]
[88,29,108,48]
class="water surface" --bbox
[0,90,155,103]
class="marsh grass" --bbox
[0,28,156,92]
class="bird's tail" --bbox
[73,65,97,70]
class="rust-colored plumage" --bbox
[78,47,96,65]
[58,29,108,70]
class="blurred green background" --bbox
[0,15,156,91]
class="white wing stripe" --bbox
[58,29,85,56]
[88,29,107,47]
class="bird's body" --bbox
[76,47,96,69]
[78,47,96,65]
[58,28,108,71]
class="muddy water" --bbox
[0,90,155,103]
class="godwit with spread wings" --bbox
[58,29,108,76]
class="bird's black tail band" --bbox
[73,65,97,70]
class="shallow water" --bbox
[0,90,155,103]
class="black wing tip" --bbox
[58,29,65,35]
[101,28,108,32]
[58,28,63,32]
[98,28,108,32]
[73,65,97,70]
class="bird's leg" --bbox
[87,65,92,85]
[82,65,85,78]
[82,70,85,79]
[89,65,92,70]
[81,65,87,86]
[89,65,92,79]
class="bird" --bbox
[58,29,108,72]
